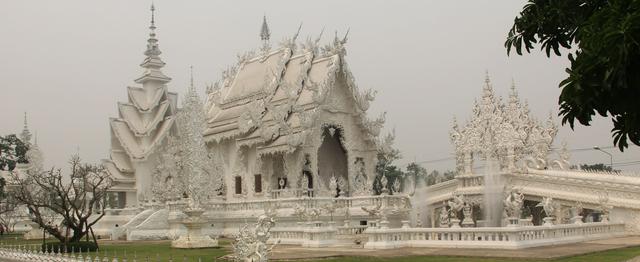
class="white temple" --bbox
[202,19,383,201]
[18,5,636,251]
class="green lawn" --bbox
[1,233,639,262]
[307,246,640,262]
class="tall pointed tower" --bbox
[103,4,178,207]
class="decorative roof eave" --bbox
[340,59,377,113]
[203,127,243,144]
[236,134,264,148]
[110,116,175,161]
[117,100,170,137]
[107,149,134,173]
[134,68,172,84]
[102,159,135,181]
[126,85,166,112]
[257,143,296,157]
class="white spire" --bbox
[190,65,194,89]
[259,15,271,53]
[20,112,32,145]
[260,15,270,42]
[135,3,171,84]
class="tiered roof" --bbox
[103,4,177,186]
[204,29,384,155]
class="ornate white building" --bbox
[87,7,640,249]
[203,19,383,201]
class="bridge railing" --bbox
[363,222,625,249]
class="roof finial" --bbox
[136,3,170,83]
[484,70,490,84]
[190,65,194,88]
[23,112,28,129]
[144,3,161,57]
[150,2,156,29]
[20,112,32,145]
[260,15,270,42]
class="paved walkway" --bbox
[269,236,640,260]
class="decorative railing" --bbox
[363,222,625,249]
[270,188,316,199]
[457,175,484,188]
[269,222,338,247]
[204,194,408,214]
[337,225,368,235]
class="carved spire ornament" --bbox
[450,73,558,173]
[136,3,170,84]
[259,15,271,53]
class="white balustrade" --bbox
[363,222,625,249]
[269,221,338,247]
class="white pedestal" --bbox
[171,208,218,249]
[450,218,461,228]
[571,215,584,224]
[543,216,555,226]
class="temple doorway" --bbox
[317,126,348,196]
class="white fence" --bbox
[269,222,338,247]
[364,222,626,249]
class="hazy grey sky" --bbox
[1,0,638,171]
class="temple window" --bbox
[235,176,242,194]
[254,174,262,193]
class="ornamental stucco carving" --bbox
[231,214,279,262]
[450,75,558,173]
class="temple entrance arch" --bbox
[317,125,349,197]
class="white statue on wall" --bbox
[536,197,556,225]
[503,187,524,218]
[439,203,450,228]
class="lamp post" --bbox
[593,146,613,170]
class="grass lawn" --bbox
[307,246,640,262]
[1,233,640,262]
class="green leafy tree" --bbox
[505,0,640,151]
[0,134,29,171]
[405,162,428,187]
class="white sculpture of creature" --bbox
[503,187,524,218]
[537,197,555,217]
[536,197,556,225]
[439,204,450,228]
[448,194,465,218]
[380,175,389,194]
[231,214,280,262]
[392,177,401,194]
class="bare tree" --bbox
[10,155,112,243]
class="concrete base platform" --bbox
[269,236,640,260]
